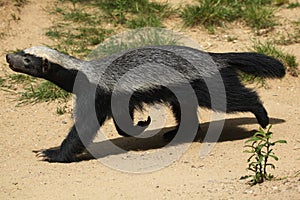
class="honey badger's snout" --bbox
[6,54,11,63]
[6,53,18,70]
[5,52,44,77]
[6,53,24,71]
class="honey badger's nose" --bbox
[6,54,11,63]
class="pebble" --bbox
[243,189,253,194]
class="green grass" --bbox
[46,0,174,57]
[0,76,5,87]
[46,25,112,56]
[181,0,281,31]
[8,74,35,84]
[239,73,266,87]
[273,19,300,45]
[287,2,300,8]
[241,40,299,84]
[0,73,70,110]
[19,81,70,104]
[14,0,28,7]
[273,32,300,45]
[243,4,276,30]
[0,74,35,90]
[181,0,241,28]
[252,40,299,76]
[46,3,114,57]
[95,0,174,28]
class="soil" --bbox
[0,0,299,199]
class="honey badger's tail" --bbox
[210,52,286,78]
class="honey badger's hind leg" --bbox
[226,85,269,128]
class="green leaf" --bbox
[269,154,279,161]
[274,140,287,144]
[253,132,264,138]
[244,144,255,148]
[244,150,255,153]
[245,137,261,143]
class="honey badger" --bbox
[6,45,285,163]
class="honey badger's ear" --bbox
[42,58,50,73]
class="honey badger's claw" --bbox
[33,149,66,162]
[33,150,48,160]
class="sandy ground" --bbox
[0,0,299,199]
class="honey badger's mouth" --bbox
[8,62,15,70]
[8,62,18,71]
[7,61,24,73]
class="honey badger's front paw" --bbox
[33,149,76,163]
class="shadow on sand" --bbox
[76,117,285,161]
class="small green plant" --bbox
[243,125,287,185]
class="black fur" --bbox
[6,45,285,162]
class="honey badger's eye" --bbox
[24,58,31,64]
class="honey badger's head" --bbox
[6,51,50,78]
[6,46,82,93]
[6,46,60,78]
[6,46,83,77]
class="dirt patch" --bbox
[0,0,299,199]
